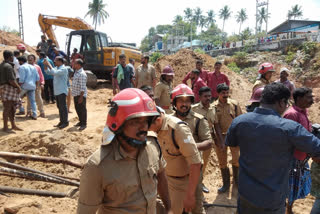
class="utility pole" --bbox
[17,0,24,41]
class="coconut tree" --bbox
[236,9,248,34]
[85,0,109,29]
[173,15,183,24]
[219,5,232,33]
[206,10,216,28]
[184,8,193,22]
[199,15,207,32]
[193,7,203,29]
[288,4,303,20]
[257,7,270,32]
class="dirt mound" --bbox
[0,30,35,53]
[154,49,253,109]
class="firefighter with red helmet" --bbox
[246,87,264,112]
[154,65,174,114]
[168,84,211,213]
[253,62,275,92]
[77,88,172,214]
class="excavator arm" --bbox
[38,14,93,48]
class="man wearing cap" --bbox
[78,88,173,214]
[246,87,264,112]
[16,43,30,58]
[275,67,295,97]
[149,102,204,213]
[252,62,275,92]
[135,55,156,89]
[170,84,212,213]
[207,61,230,100]
[154,66,174,114]
[183,60,208,85]
[190,69,207,103]
[213,83,242,193]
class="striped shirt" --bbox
[72,68,87,97]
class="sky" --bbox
[0,0,319,52]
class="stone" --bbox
[4,198,41,214]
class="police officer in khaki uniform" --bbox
[150,109,203,213]
[213,83,242,193]
[154,65,174,114]
[135,55,156,89]
[77,88,173,214]
[171,84,212,213]
[192,86,221,193]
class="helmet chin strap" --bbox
[175,108,190,117]
[118,131,146,149]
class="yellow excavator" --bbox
[38,14,141,85]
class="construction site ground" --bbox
[0,34,320,213]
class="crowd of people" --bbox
[0,35,87,132]
[77,52,320,214]
[2,40,320,214]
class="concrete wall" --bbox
[207,38,307,57]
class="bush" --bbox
[302,41,317,57]
[285,51,296,64]
[227,62,241,73]
[149,52,164,63]
[194,48,205,54]
[233,51,248,67]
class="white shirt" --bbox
[13,57,20,78]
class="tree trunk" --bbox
[239,22,242,34]
[222,19,225,32]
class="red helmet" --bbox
[249,87,264,103]
[258,63,275,75]
[162,65,174,76]
[107,88,159,132]
[16,43,26,50]
[171,84,194,104]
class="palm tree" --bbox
[173,15,183,24]
[184,8,193,22]
[257,7,270,32]
[288,4,303,20]
[193,7,203,28]
[85,0,109,30]
[199,15,207,32]
[219,5,232,32]
[206,10,216,28]
[236,9,248,34]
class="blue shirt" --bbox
[225,107,320,209]
[38,57,54,80]
[112,64,134,90]
[19,63,39,90]
[45,64,68,96]
[52,50,67,60]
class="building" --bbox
[268,20,320,35]
[152,34,188,52]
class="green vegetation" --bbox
[285,51,296,64]
[1,26,20,36]
[227,62,241,73]
[302,41,317,56]
[194,48,205,54]
[85,0,109,30]
[150,52,164,63]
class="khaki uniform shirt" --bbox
[157,114,202,177]
[77,137,166,214]
[252,78,269,92]
[192,102,218,134]
[136,64,156,88]
[154,80,172,109]
[213,98,242,135]
[173,110,212,143]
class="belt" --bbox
[161,106,170,109]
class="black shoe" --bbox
[79,125,86,131]
[202,184,210,193]
[16,111,25,115]
[218,168,230,194]
[54,122,62,127]
[58,123,69,129]
[74,122,81,127]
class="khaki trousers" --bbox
[167,174,206,214]
[214,145,239,168]
[202,147,212,175]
